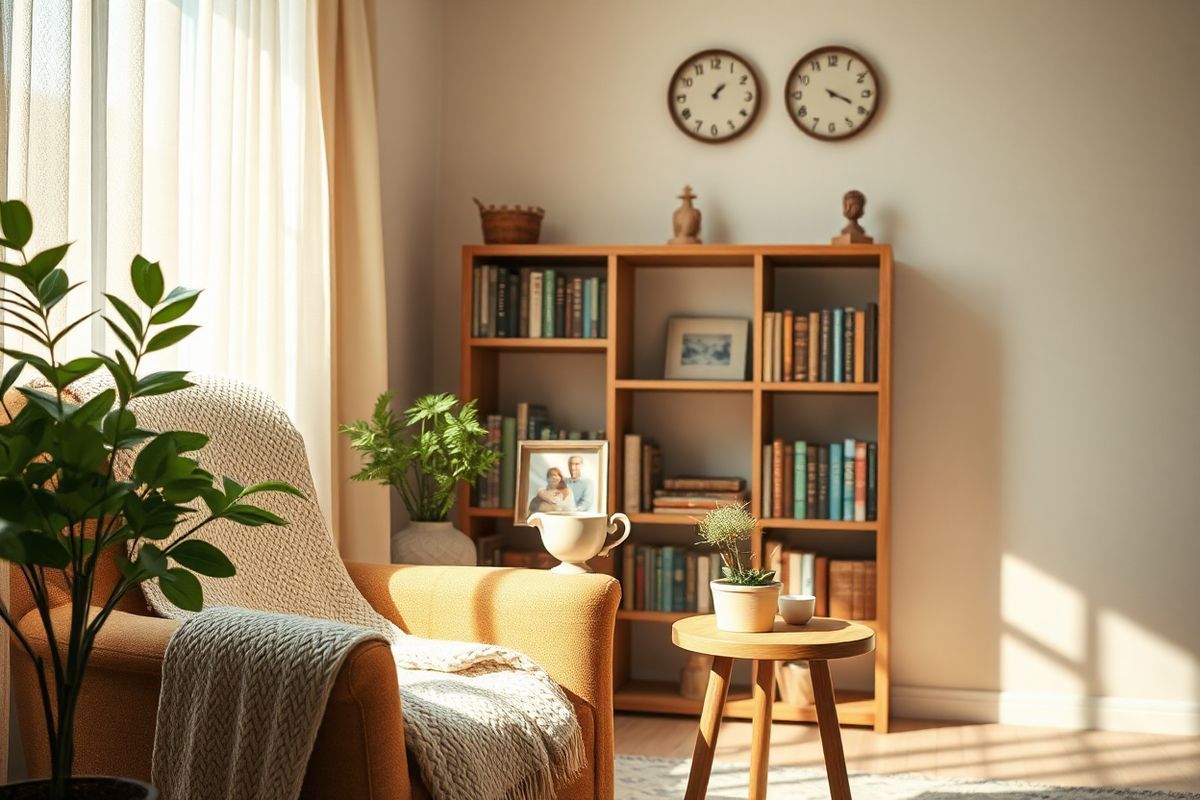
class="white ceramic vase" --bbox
[710,580,783,633]
[390,520,476,566]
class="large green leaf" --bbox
[0,200,33,250]
[69,388,114,426]
[159,568,203,611]
[133,434,177,485]
[25,243,70,283]
[132,370,193,398]
[222,503,287,527]
[169,539,235,577]
[130,255,164,307]
[104,293,145,340]
[144,325,198,353]
[0,360,25,397]
[241,480,304,499]
[135,543,168,577]
[16,386,67,420]
[35,268,69,309]
[0,525,70,568]
[149,287,201,324]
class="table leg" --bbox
[810,659,852,800]
[684,655,734,800]
[749,659,776,800]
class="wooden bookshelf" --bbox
[458,243,893,732]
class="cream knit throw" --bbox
[65,375,584,800]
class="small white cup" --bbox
[778,594,816,626]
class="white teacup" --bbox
[526,512,632,575]
[779,594,816,625]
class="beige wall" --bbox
[387,0,1200,732]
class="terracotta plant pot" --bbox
[0,777,158,800]
[709,579,782,633]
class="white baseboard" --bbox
[893,685,1200,736]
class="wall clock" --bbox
[786,46,880,141]
[668,49,761,143]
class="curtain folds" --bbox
[315,0,390,563]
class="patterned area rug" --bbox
[614,755,1200,799]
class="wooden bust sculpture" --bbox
[669,185,702,245]
[832,189,874,245]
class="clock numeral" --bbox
[810,59,821,71]
[709,57,722,70]
[693,63,704,76]
[799,74,810,86]
[811,116,821,131]
[827,54,838,67]
[791,91,803,100]
[694,119,704,133]
[739,108,748,118]
[844,117,854,128]
[861,89,872,98]
[744,91,754,102]
[828,121,836,134]
[730,61,736,74]
[857,71,868,84]
[681,108,692,120]
[676,94,687,104]
[846,57,854,71]
[739,74,748,85]
[710,123,719,137]
[727,119,736,130]
[682,77,693,88]
[857,105,867,115]
[797,105,807,118]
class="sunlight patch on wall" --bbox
[1001,554,1087,694]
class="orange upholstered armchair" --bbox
[10,560,621,798]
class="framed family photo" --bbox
[664,317,750,380]
[514,440,609,526]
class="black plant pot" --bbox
[0,778,157,800]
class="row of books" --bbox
[476,535,557,569]
[475,404,604,508]
[471,264,608,339]
[763,438,878,521]
[764,545,878,620]
[619,545,723,613]
[762,304,879,383]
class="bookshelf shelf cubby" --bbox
[459,243,892,732]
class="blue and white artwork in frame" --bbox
[664,317,749,380]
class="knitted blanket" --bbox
[65,375,584,800]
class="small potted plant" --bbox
[341,392,498,565]
[0,200,298,799]
[696,503,781,632]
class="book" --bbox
[635,547,647,610]
[829,560,854,619]
[782,443,794,519]
[816,445,828,519]
[571,276,584,338]
[794,314,809,381]
[642,442,662,511]
[867,441,878,521]
[764,539,784,580]
[652,496,745,509]
[623,433,642,513]
[685,551,697,612]
[697,554,712,613]
[500,417,517,506]
[808,311,820,382]
[819,309,832,381]
[542,269,556,337]
[762,443,772,518]
[842,306,855,382]
[591,278,602,337]
[528,271,543,338]
[621,546,635,610]
[494,269,508,335]
[832,307,844,383]
[864,302,878,382]
[842,438,856,521]
[653,489,750,501]
[598,280,608,339]
[554,274,566,338]
[828,442,843,521]
[519,268,532,336]
[471,266,481,336]
[854,441,867,522]
[763,311,775,382]
[672,548,686,612]
[814,555,829,616]
[782,310,793,382]
[663,477,744,491]
[854,309,866,383]
[805,443,817,519]
[851,561,866,620]
[792,441,806,519]
[771,438,784,518]
[801,551,816,596]
[785,551,803,595]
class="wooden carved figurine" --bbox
[669,185,702,245]
[832,189,874,245]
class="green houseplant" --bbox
[696,503,782,633]
[0,200,299,800]
[341,392,498,565]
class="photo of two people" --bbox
[515,441,609,526]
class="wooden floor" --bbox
[615,713,1200,793]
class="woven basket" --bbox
[474,197,544,244]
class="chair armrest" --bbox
[345,562,621,711]
[19,606,181,675]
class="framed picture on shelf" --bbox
[664,317,750,380]
[514,440,609,526]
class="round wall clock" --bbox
[785,46,880,141]
[668,49,761,143]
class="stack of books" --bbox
[762,437,877,521]
[471,264,607,339]
[761,303,879,382]
[476,535,557,569]
[475,403,605,509]
[763,542,877,620]
[621,434,663,512]
[649,477,748,516]
[619,545,723,613]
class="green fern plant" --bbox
[696,502,777,586]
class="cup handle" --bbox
[598,512,631,558]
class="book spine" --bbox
[685,551,697,612]
[771,438,784,518]
[673,548,686,612]
[542,269,556,337]
[843,306,855,382]
[829,560,854,619]
[696,555,711,613]
[634,548,646,610]
[508,272,521,337]
[662,478,745,491]
[518,268,531,337]
[801,552,816,596]
[500,417,516,506]
[581,279,592,339]
[808,311,820,382]
[554,275,566,338]
[528,271,543,338]
[785,551,802,595]
[843,437,856,522]
[832,307,844,383]
[762,443,772,518]
[865,302,878,382]
[814,556,829,616]
[599,279,608,338]
[851,561,865,620]
[762,312,774,382]
[571,276,584,339]
[495,271,510,337]
[805,443,817,519]
[773,311,783,382]
[622,546,634,611]
[829,442,843,521]
[782,443,794,518]
[782,310,793,382]
[562,278,573,337]
[864,561,877,620]
[819,309,832,382]
[816,445,828,519]
[653,549,663,611]
[794,314,808,381]
[867,442,878,521]
[471,266,481,337]
[854,441,867,522]
[854,309,866,383]
[793,441,806,519]
[623,434,642,513]
[590,277,601,337]
[641,443,654,512]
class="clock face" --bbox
[786,46,880,141]
[668,49,761,143]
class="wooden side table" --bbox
[672,615,876,800]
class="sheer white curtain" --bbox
[0,0,334,515]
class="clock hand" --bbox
[825,88,853,104]
[711,83,727,100]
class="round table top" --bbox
[672,615,876,661]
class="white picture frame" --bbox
[514,440,609,526]
[663,317,750,380]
